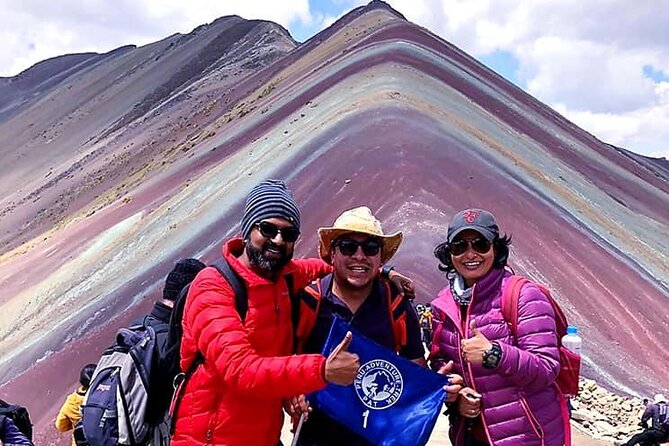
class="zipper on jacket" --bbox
[462,283,476,388]
[205,390,221,444]
[520,397,545,442]
[440,307,467,387]
[275,281,283,316]
[462,284,494,445]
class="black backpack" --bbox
[164,257,248,384]
[0,399,33,441]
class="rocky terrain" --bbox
[571,378,659,445]
[278,378,654,446]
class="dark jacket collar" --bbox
[149,300,172,323]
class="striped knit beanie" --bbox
[241,179,301,239]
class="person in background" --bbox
[429,208,565,446]
[622,393,669,446]
[418,303,434,348]
[137,258,205,446]
[55,363,96,446]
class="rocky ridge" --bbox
[571,378,655,444]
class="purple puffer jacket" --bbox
[430,268,565,446]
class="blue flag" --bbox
[309,317,448,446]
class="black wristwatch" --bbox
[381,264,395,279]
[482,342,502,369]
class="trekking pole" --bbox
[464,419,475,446]
[290,413,307,446]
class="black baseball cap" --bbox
[447,208,499,243]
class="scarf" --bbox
[448,271,472,306]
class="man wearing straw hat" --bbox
[291,206,456,446]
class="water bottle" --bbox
[561,325,582,399]
[561,325,582,355]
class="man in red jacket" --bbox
[171,179,360,446]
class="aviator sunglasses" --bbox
[334,238,382,257]
[448,238,492,256]
[255,221,300,242]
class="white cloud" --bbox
[0,0,313,77]
[521,38,658,113]
[554,90,669,160]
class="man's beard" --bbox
[245,238,293,273]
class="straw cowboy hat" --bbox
[654,393,667,404]
[318,206,403,264]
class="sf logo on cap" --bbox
[463,209,480,224]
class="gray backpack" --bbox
[80,324,161,446]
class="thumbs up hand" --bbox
[460,320,492,366]
[325,331,360,386]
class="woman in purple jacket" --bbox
[429,208,565,446]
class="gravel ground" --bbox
[280,409,612,445]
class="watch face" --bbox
[483,345,502,369]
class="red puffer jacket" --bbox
[172,238,332,446]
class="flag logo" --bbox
[354,359,404,410]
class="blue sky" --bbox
[480,51,521,87]
[0,0,667,158]
[643,65,669,83]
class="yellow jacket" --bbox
[55,387,86,446]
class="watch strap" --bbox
[482,341,502,369]
[381,263,395,279]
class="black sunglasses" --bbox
[448,238,492,256]
[255,221,300,242]
[334,238,382,257]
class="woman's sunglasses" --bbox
[448,238,492,256]
[255,221,300,243]
[334,238,382,257]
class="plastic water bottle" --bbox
[561,325,582,355]
[561,325,582,399]
[560,325,583,398]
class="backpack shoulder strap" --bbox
[500,275,529,337]
[294,279,324,353]
[285,273,294,297]
[382,279,407,352]
[501,276,568,339]
[211,257,248,322]
[536,283,568,336]
[285,273,299,330]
